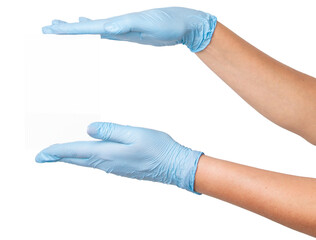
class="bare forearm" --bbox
[196,22,316,144]
[195,155,316,237]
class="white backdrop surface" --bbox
[0,0,315,239]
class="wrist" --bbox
[194,154,209,194]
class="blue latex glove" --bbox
[42,7,217,52]
[36,122,203,193]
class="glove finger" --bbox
[36,141,93,162]
[36,141,130,170]
[42,20,107,34]
[52,19,67,25]
[87,122,135,144]
[58,157,112,169]
[35,141,106,163]
[59,157,90,167]
[59,149,121,169]
[43,12,150,35]
[101,32,173,46]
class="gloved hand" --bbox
[42,7,217,52]
[36,122,203,193]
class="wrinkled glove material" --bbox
[42,7,217,52]
[36,122,203,193]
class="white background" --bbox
[0,0,315,239]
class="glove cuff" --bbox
[187,150,203,194]
[174,148,203,194]
[187,13,217,53]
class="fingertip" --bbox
[42,26,53,34]
[35,152,43,163]
[35,151,60,163]
[87,122,102,138]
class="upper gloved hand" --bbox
[42,7,217,52]
[35,122,203,193]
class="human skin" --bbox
[193,22,316,236]
[196,22,316,145]
[194,155,316,237]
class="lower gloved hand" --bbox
[36,122,203,193]
[42,7,217,52]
